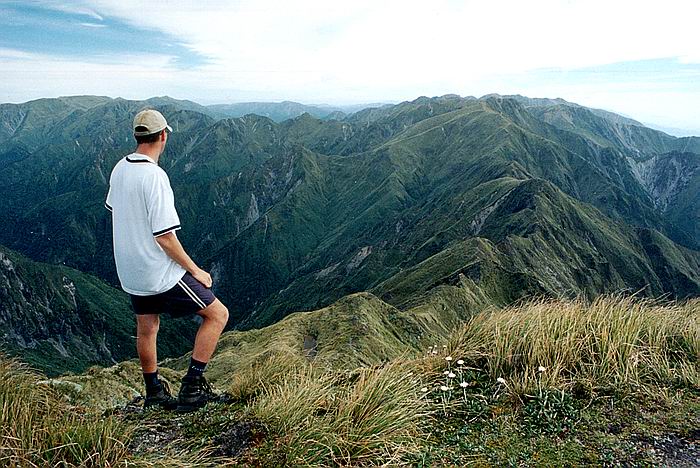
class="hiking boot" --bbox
[143,381,177,411]
[177,375,216,412]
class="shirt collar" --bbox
[126,153,157,164]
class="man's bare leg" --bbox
[136,314,160,373]
[177,299,229,411]
[137,314,177,408]
[192,299,229,362]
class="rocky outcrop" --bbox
[627,151,699,211]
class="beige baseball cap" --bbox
[133,109,173,136]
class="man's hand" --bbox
[192,268,213,288]
[155,232,212,287]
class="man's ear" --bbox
[160,130,167,142]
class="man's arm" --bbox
[155,232,213,288]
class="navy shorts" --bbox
[129,272,217,317]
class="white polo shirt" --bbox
[105,153,186,296]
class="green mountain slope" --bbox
[244,174,700,327]
[201,99,699,327]
[0,245,195,375]
[0,95,112,152]
[0,94,697,335]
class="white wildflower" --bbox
[496,377,506,384]
[421,387,428,392]
[443,370,449,375]
[457,359,464,365]
[460,382,469,388]
[431,350,438,355]
[440,385,449,392]
[448,372,456,378]
[445,356,453,362]
[538,366,546,373]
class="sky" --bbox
[1,0,699,135]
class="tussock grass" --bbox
[445,295,699,397]
[251,361,429,466]
[254,364,336,433]
[237,295,699,465]
[0,356,131,467]
[0,356,234,467]
[227,352,309,403]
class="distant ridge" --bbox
[206,100,390,122]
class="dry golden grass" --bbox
[0,356,131,467]
[233,295,699,466]
[251,360,429,466]
[227,351,310,403]
[444,295,699,396]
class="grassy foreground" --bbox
[0,358,131,467]
[2,295,698,466]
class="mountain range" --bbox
[0,93,697,374]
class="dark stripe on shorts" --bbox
[105,203,112,212]
[153,225,181,237]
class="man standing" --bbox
[105,109,229,412]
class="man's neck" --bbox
[134,145,161,164]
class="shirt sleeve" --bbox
[146,171,182,237]
[105,185,113,212]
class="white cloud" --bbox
[0,47,35,59]
[0,48,180,102]
[75,0,700,75]
[38,1,104,21]
[4,0,700,131]
[55,1,698,103]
